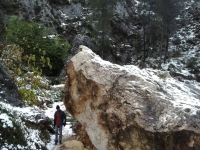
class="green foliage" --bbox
[0,0,19,7]
[48,0,70,5]
[0,105,51,150]
[196,33,200,39]
[159,72,168,79]
[0,44,50,106]
[39,129,51,143]
[88,0,117,58]
[186,57,198,69]
[19,88,40,106]
[186,38,195,45]
[172,37,181,46]
[169,50,182,58]
[6,16,71,76]
[21,116,52,145]
[0,108,27,148]
[88,0,117,10]
[34,0,42,14]
[154,0,185,25]
[136,0,186,64]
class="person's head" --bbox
[56,105,60,110]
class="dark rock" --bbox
[59,34,92,80]
[70,34,92,55]
[0,63,23,107]
[25,107,53,132]
[27,112,51,130]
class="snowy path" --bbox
[45,102,74,150]
[53,144,60,150]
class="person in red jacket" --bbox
[54,105,66,145]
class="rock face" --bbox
[0,63,23,107]
[64,45,200,150]
[59,34,92,80]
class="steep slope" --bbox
[0,63,23,106]
[163,1,200,82]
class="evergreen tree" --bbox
[152,0,185,67]
[138,0,151,63]
[137,0,185,67]
[88,0,118,59]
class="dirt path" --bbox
[52,134,73,150]
[53,144,60,150]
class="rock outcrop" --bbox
[59,34,92,80]
[62,140,88,150]
[64,45,200,150]
[0,63,23,107]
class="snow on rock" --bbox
[64,45,200,150]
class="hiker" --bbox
[54,105,66,145]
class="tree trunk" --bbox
[159,33,163,68]
[143,25,146,62]
[164,28,169,63]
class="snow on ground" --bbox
[0,96,73,150]
[45,101,74,150]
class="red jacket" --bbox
[54,110,66,126]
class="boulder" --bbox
[27,111,51,130]
[64,45,200,150]
[62,140,88,150]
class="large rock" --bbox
[0,63,23,107]
[62,140,88,150]
[64,45,200,150]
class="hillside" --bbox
[0,0,199,149]
[0,0,199,77]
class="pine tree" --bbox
[88,0,118,59]
[153,0,185,67]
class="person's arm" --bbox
[62,111,66,126]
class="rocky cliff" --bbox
[0,0,200,81]
[0,63,23,106]
[64,45,200,150]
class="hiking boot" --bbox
[59,140,62,144]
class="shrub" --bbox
[172,36,181,46]
[0,0,19,7]
[0,108,27,148]
[159,72,168,79]
[6,16,71,76]
[186,57,198,69]
[0,44,50,106]
[186,38,195,45]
